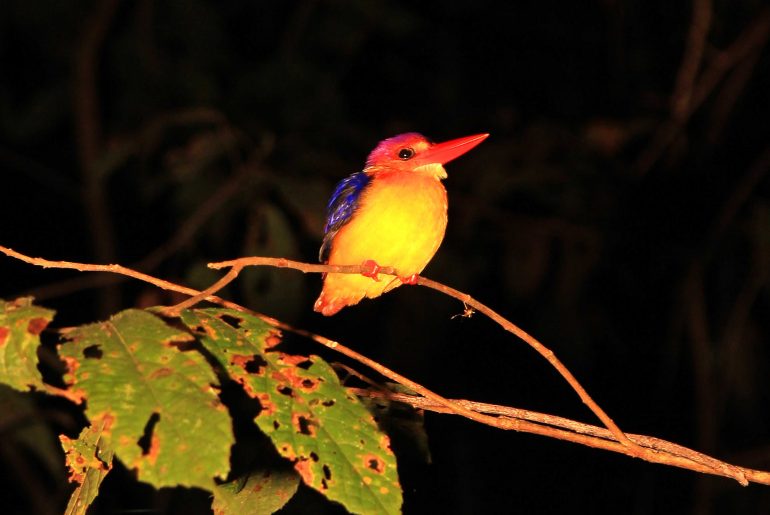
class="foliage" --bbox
[182,309,402,513]
[0,300,406,514]
[60,422,114,515]
[0,298,54,392]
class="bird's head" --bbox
[364,132,488,179]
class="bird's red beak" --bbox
[414,133,489,166]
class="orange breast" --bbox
[316,171,448,314]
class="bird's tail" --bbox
[313,293,345,316]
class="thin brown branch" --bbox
[274,319,756,484]
[635,7,770,175]
[209,257,637,452]
[207,256,752,483]
[689,9,770,111]
[349,387,769,485]
[706,48,761,144]
[0,245,243,315]
[416,275,633,446]
[671,0,712,121]
[709,145,770,249]
[1,245,766,485]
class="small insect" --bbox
[451,303,475,319]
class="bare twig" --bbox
[635,7,770,175]
[1,245,766,485]
[677,144,770,505]
[349,387,769,484]
[274,318,754,484]
[670,0,712,121]
[706,48,761,144]
[208,257,636,449]
[208,256,757,482]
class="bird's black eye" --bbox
[398,147,415,160]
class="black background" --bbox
[2,1,770,513]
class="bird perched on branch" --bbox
[314,132,489,316]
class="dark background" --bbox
[2,1,770,513]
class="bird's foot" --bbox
[400,273,420,285]
[360,259,381,281]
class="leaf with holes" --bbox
[212,467,300,515]
[0,297,54,391]
[58,309,232,490]
[61,417,115,515]
[181,309,402,515]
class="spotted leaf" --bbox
[61,418,115,515]
[181,308,402,515]
[58,309,232,490]
[0,297,54,391]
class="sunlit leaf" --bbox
[0,297,54,391]
[61,418,115,515]
[58,309,232,490]
[181,308,402,515]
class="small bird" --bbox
[314,132,489,316]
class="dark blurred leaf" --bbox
[212,468,300,515]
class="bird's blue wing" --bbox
[319,171,371,263]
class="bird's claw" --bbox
[360,259,381,281]
[400,273,419,285]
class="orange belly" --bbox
[315,171,448,315]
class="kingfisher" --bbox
[314,132,489,316]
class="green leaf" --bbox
[58,309,232,490]
[0,297,54,391]
[212,468,300,515]
[181,309,403,515]
[61,419,115,515]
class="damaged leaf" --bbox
[61,417,115,515]
[181,308,402,515]
[0,297,54,391]
[58,309,232,490]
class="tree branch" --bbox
[206,259,631,444]
[1,245,766,486]
[635,7,770,175]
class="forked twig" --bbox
[1,245,766,485]
[206,256,749,482]
[206,260,621,436]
